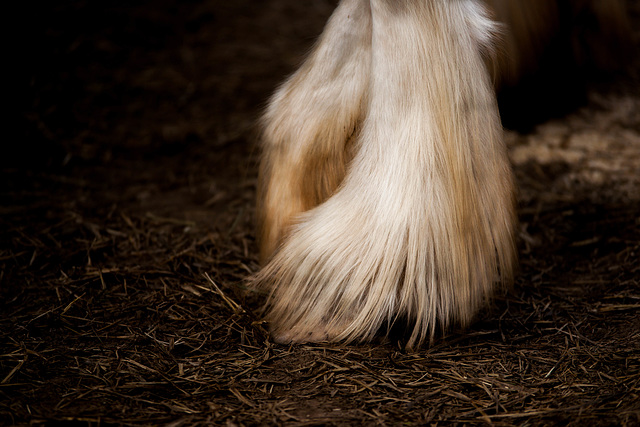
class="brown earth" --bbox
[3,0,640,425]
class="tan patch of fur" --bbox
[257,0,370,262]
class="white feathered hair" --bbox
[253,0,629,347]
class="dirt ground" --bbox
[3,0,640,425]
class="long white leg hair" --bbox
[254,0,517,348]
[257,0,372,262]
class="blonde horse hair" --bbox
[254,0,630,347]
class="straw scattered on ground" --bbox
[3,0,640,425]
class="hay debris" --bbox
[3,0,640,425]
